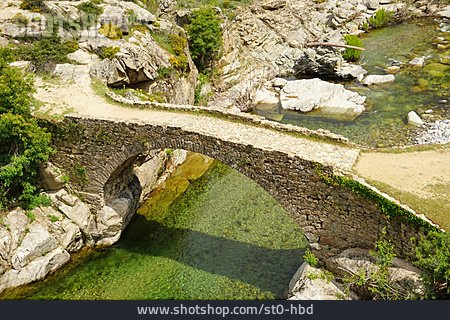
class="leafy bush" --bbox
[0,57,53,210]
[13,33,79,72]
[97,46,120,60]
[20,0,48,13]
[99,23,123,40]
[187,7,223,70]
[414,231,450,299]
[303,249,319,267]
[77,0,104,15]
[343,35,363,62]
[369,9,393,29]
[11,13,29,26]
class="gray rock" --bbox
[0,247,69,293]
[9,60,31,71]
[272,77,288,88]
[408,111,424,127]
[288,262,347,300]
[326,248,424,298]
[67,49,98,65]
[254,89,279,107]
[49,190,95,235]
[280,78,366,117]
[4,209,30,253]
[438,5,450,19]
[364,0,380,10]
[262,0,287,10]
[53,64,90,82]
[39,162,65,191]
[336,63,368,81]
[409,57,426,67]
[59,219,83,253]
[11,222,58,269]
[363,74,395,85]
[0,227,12,263]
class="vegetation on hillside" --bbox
[0,57,53,211]
[0,32,78,72]
[19,0,49,13]
[187,7,223,71]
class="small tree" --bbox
[0,58,53,210]
[187,8,223,70]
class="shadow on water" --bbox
[119,215,304,296]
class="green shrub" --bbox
[77,1,104,15]
[97,46,120,60]
[13,33,79,72]
[187,7,223,70]
[152,32,189,71]
[26,211,36,222]
[99,23,123,40]
[194,70,211,105]
[11,13,29,26]
[369,9,393,29]
[303,249,319,267]
[48,214,60,223]
[414,231,450,299]
[20,0,48,13]
[343,35,363,62]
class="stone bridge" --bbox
[44,114,436,260]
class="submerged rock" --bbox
[409,57,426,67]
[280,78,366,117]
[362,74,395,85]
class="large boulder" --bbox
[280,78,366,118]
[11,222,58,269]
[288,262,347,300]
[48,190,97,243]
[39,162,65,191]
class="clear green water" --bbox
[256,18,450,147]
[2,161,307,300]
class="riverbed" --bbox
[256,18,449,147]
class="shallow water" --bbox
[2,160,307,300]
[255,18,450,147]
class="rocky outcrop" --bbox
[0,207,79,294]
[89,28,198,104]
[326,248,424,298]
[0,149,186,294]
[280,78,366,117]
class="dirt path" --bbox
[354,149,450,198]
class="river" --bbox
[2,156,307,300]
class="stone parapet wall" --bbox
[44,115,438,261]
[106,91,351,144]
